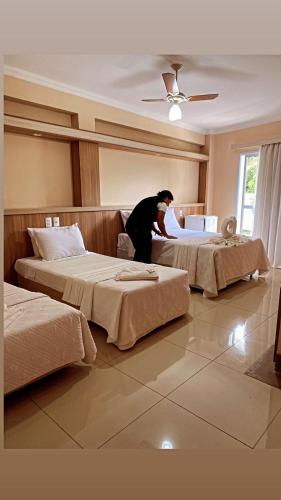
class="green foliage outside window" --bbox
[245,155,258,194]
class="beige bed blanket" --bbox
[168,235,270,296]
[15,253,190,349]
[4,283,97,394]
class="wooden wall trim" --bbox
[95,119,201,152]
[198,161,207,204]
[4,115,209,163]
[4,203,205,216]
[4,205,204,284]
[71,141,100,206]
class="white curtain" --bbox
[253,142,281,268]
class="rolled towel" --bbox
[115,266,159,281]
[221,216,237,238]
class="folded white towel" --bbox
[209,234,249,246]
[115,266,159,281]
[221,216,237,238]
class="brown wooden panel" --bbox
[100,142,201,163]
[4,210,123,284]
[79,141,100,206]
[95,119,201,152]
[70,113,79,129]
[71,141,82,206]
[198,161,207,204]
[4,205,204,284]
[71,141,100,206]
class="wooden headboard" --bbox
[4,204,204,284]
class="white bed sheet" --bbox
[117,229,270,296]
[15,252,190,350]
[4,282,97,394]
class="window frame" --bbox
[237,150,260,236]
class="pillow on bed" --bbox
[31,224,87,261]
[164,207,180,230]
[120,210,132,230]
[27,228,41,257]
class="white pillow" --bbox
[27,228,41,257]
[164,207,180,231]
[120,210,132,230]
[32,224,87,261]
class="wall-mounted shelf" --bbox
[4,115,209,163]
[4,203,205,216]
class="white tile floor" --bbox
[4,269,281,449]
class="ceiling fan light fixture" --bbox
[169,103,182,121]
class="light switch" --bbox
[45,217,52,228]
[179,209,183,217]
[53,217,60,227]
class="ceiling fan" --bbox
[141,63,219,121]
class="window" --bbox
[237,151,259,236]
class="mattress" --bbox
[4,282,97,394]
[15,252,190,350]
[117,230,270,296]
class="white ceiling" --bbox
[4,55,281,134]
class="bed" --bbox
[4,282,97,395]
[117,211,270,297]
[15,252,190,350]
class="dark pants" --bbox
[126,227,152,264]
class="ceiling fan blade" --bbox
[141,98,166,102]
[162,73,179,94]
[187,93,219,102]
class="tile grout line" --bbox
[194,314,269,335]
[252,406,281,449]
[30,396,84,449]
[97,398,166,449]
[164,397,253,449]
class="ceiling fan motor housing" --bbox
[167,92,186,103]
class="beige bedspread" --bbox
[15,253,190,349]
[152,232,270,296]
[4,283,97,394]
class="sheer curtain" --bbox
[253,142,281,268]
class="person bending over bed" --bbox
[125,190,177,264]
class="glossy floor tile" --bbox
[5,270,281,449]
[89,324,126,363]
[168,362,281,447]
[196,303,267,335]
[245,314,278,344]
[230,283,280,317]
[4,393,79,449]
[112,337,209,396]
[162,317,246,360]
[102,399,247,449]
[28,360,162,448]
[188,291,217,317]
[255,410,281,449]
[215,336,274,373]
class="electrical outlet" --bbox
[45,217,52,228]
[53,217,60,227]
[179,209,183,217]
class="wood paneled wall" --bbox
[71,141,100,206]
[198,161,207,204]
[4,205,204,284]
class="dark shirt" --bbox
[126,196,160,232]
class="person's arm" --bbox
[156,210,177,239]
[152,223,162,236]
